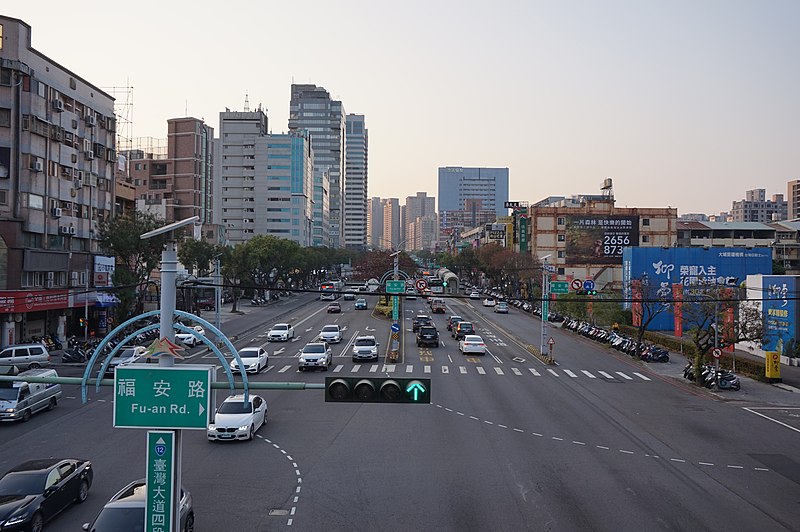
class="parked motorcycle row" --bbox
[683,362,741,390]
[560,318,670,363]
[60,318,162,364]
[24,333,63,352]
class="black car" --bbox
[0,458,93,532]
[416,326,440,347]
[446,315,463,331]
[412,315,434,332]
[82,478,194,532]
[452,321,475,341]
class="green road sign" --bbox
[114,365,213,429]
[551,281,569,294]
[146,430,175,532]
[392,295,399,320]
[386,280,406,293]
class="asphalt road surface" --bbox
[2,292,799,531]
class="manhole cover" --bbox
[269,509,290,516]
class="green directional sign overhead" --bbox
[550,281,569,294]
[114,365,213,430]
[386,280,406,293]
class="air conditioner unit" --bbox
[61,168,72,177]
[85,115,96,127]
[88,175,97,187]
[74,178,83,189]
[69,226,76,235]
[51,207,62,218]
[85,150,95,160]
[34,160,43,172]
[52,99,64,112]
[59,226,70,235]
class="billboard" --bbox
[565,215,639,265]
[622,247,773,331]
[761,275,798,354]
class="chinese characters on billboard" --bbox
[566,215,639,265]
[761,275,797,354]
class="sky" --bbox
[6,1,799,215]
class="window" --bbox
[557,251,564,258]
[557,234,565,242]
[642,235,650,243]
[642,219,650,226]
[0,108,9,127]
[557,217,565,225]
[557,268,565,275]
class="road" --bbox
[2,292,799,531]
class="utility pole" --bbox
[214,255,222,335]
[539,255,552,359]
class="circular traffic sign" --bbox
[583,279,595,291]
[391,323,401,333]
[415,279,428,291]
[712,348,722,359]
[570,279,583,291]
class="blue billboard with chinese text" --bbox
[622,247,772,331]
[761,275,798,354]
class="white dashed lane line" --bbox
[432,404,770,474]
[259,436,303,526]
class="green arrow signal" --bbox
[406,382,426,401]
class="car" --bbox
[459,334,487,355]
[354,298,368,310]
[230,347,268,374]
[469,291,481,300]
[352,336,379,362]
[405,288,417,300]
[298,342,332,371]
[207,393,268,441]
[82,478,193,532]
[0,458,93,532]
[101,346,148,377]
[0,344,50,370]
[446,315,463,331]
[482,298,496,307]
[452,321,475,341]
[267,323,295,342]
[319,324,342,343]
[412,315,434,332]
[343,290,356,301]
[416,326,440,347]
[494,301,509,313]
[430,298,446,313]
[327,302,342,313]
[174,325,205,347]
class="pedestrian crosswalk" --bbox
[253,363,654,382]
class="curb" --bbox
[773,383,800,394]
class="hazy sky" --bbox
[6,1,799,215]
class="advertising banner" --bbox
[565,215,639,265]
[761,275,798,354]
[0,290,70,314]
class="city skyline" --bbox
[4,1,798,216]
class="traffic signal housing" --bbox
[576,290,598,296]
[325,377,431,404]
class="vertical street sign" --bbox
[146,430,175,532]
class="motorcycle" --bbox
[62,347,87,363]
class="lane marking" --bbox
[581,370,596,379]
[333,365,343,373]
[529,368,541,376]
[442,365,449,374]
[598,371,614,379]
[512,368,522,376]
[406,364,414,373]
[369,365,379,373]
[460,366,467,374]
[616,371,633,380]
[278,365,292,373]
[424,365,431,374]
[743,407,800,434]
[477,367,486,375]
[547,369,559,377]
[351,365,361,373]
[633,372,651,381]
[563,369,578,378]
[494,367,504,375]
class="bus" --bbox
[428,279,444,295]
[320,280,344,301]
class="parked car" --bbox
[327,302,342,313]
[298,342,332,371]
[0,343,50,370]
[412,315,434,332]
[175,325,205,347]
[482,298,496,307]
[446,315,463,331]
[416,326,440,348]
[352,336,379,362]
[354,298,368,310]
[319,325,342,343]
[0,458,92,532]
[459,335,487,355]
[82,479,193,532]
[207,393,267,441]
[453,321,475,341]
[267,323,295,342]
[494,301,509,314]
[0,368,62,422]
[230,347,268,374]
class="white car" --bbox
[459,335,487,355]
[482,298,496,307]
[469,291,481,300]
[319,324,342,343]
[405,288,417,300]
[352,336,379,362]
[230,347,268,374]
[175,325,205,347]
[298,342,332,371]
[267,323,295,342]
[207,393,267,441]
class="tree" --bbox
[178,239,220,277]
[683,286,763,385]
[220,243,253,313]
[630,275,673,355]
[97,211,168,319]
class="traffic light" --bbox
[576,290,598,296]
[79,318,87,328]
[442,281,448,287]
[325,377,431,404]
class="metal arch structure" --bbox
[379,269,411,284]
[81,310,250,403]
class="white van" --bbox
[0,368,62,422]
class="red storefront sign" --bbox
[0,290,70,313]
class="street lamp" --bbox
[539,254,552,359]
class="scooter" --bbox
[62,347,87,363]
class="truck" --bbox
[0,368,62,422]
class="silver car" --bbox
[298,342,332,371]
[352,336,379,362]
[319,324,342,343]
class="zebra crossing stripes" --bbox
[494,367,504,375]
[459,366,467,374]
[442,365,449,374]
[616,371,633,380]
[598,371,614,379]
[529,368,541,376]
[632,372,651,381]
[581,370,596,379]
[511,368,522,376]
[278,365,292,373]
[477,367,486,375]
[563,369,578,378]
[547,369,559,377]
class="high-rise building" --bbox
[344,114,367,250]
[122,117,217,241]
[402,192,436,250]
[382,198,401,250]
[367,197,384,249]
[288,84,345,247]
[438,166,509,218]
[730,188,787,222]
[789,180,800,220]
[0,16,116,345]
